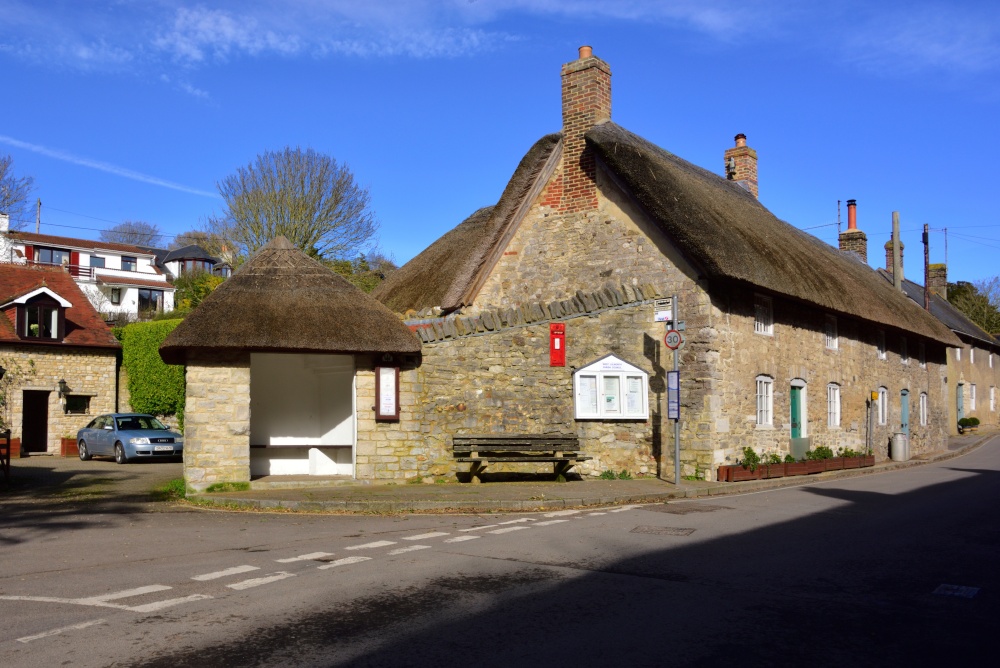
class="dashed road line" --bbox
[498,518,535,525]
[588,512,607,516]
[402,532,450,541]
[192,565,260,581]
[458,524,498,532]
[227,572,295,591]
[488,526,531,535]
[130,594,212,613]
[534,519,570,526]
[80,585,172,604]
[609,505,641,513]
[17,619,107,644]
[543,510,582,518]
[318,556,372,570]
[388,545,432,555]
[276,552,334,563]
[444,536,480,543]
[345,540,397,551]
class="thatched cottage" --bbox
[370,47,961,482]
[160,237,421,490]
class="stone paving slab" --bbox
[192,430,996,514]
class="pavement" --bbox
[3,429,993,514]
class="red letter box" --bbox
[550,323,566,367]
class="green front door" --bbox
[790,386,802,439]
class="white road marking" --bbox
[543,509,581,518]
[388,545,432,555]
[488,526,531,535]
[588,512,607,516]
[80,585,172,604]
[130,594,212,613]
[609,505,641,513]
[458,524,498,532]
[402,532,449,541]
[444,536,480,543]
[534,519,570,526]
[192,565,260,580]
[318,556,372,570]
[17,619,107,644]
[498,518,535,525]
[345,540,397,550]
[227,572,295,590]
[275,552,333,563]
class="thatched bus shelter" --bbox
[160,236,420,490]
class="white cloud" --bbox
[0,135,218,198]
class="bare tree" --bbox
[100,220,163,246]
[209,147,377,261]
[0,154,35,230]
[170,229,226,255]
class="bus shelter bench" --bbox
[452,435,590,483]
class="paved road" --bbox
[2,439,997,667]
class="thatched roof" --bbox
[159,236,420,364]
[372,134,561,313]
[377,120,958,346]
[587,122,958,345]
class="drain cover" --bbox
[641,502,731,515]
[631,525,695,536]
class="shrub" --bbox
[740,447,761,472]
[805,446,834,460]
[599,470,616,480]
[784,454,796,463]
[767,453,783,464]
[120,320,185,426]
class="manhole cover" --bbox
[933,584,979,598]
[641,502,731,515]
[631,525,695,536]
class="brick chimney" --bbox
[724,134,758,198]
[558,45,611,213]
[927,263,947,299]
[884,238,904,277]
[838,199,868,262]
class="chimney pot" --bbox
[578,45,593,59]
[734,133,747,148]
[846,199,857,230]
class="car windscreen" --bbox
[116,416,168,431]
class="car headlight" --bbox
[174,438,184,445]
[129,437,150,445]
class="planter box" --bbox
[785,461,810,476]
[825,458,844,471]
[804,460,827,474]
[728,466,763,482]
[720,455,875,482]
[842,456,862,469]
[716,466,730,482]
[761,463,786,479]
[60,438,79,458]
[862,455,875,467]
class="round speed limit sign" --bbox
[664,329,684,350]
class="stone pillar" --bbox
[183,352,251,491]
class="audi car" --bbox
[77,413,183,464]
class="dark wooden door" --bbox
[22,390,50,453]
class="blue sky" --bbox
[2,1,998,283]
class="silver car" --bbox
[77,413,183,464]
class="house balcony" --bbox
[27,261,94,280]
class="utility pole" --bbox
[923,224,930,310]
[35,198,41,234]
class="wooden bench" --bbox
[452,434,591,483]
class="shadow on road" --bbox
[137,464,999,667]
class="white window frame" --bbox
[919,342,926,368]
[920,392,928,426]
[754,294,773,336]
[970,383,977,411]
[825,315,838,350]
[827,383,841,428]
[573,355,648,420]
[971,348,975,365]
[990,386,995,412]
[756,375,774,427]
[877,331,886,360]
[878,387,888,425]
[956,347,961,361]
[990,353,994,369]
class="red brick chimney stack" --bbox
[723,133,758,198]
[558,45,611,213]
[838,199,868,262]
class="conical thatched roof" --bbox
[160,236,420,364]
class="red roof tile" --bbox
[0,264,120,348]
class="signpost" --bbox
[670,295,681,485]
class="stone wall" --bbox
[949,342,1000,433]
[0,344,117,453]
[183,352,250,491]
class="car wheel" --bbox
[114,442,128,465]
[78,440,92,461]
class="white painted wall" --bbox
[249,353,356,476]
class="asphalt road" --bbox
[2,439,998,667]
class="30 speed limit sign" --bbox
[664,329,684,350]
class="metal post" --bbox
[923,224,930,310]
[673,293,681,485]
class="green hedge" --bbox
[119,320,185,426]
